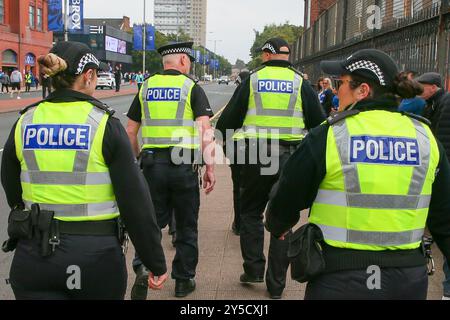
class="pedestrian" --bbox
[136,71,144,91]
[316,77,324,94]
[398,70,426,115]
[319,77,335,116]
[33,74,39,90]
[226,70,250,236]
[266,49,450,300]
[10,68,22,99]
[0,41,168,300]
[41,75,52,99]
[114,65,121,92]
[25,71,32,93]
[416,71,450,300]
[126,41,216,299]
[1,71,10,94]
[216,37,325,299]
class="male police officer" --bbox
[216,37,325,299]
[126,41,215,299]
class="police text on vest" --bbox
[350,136,420,165]
[23,124,91,150]
[257,80,294,94]
[146,88,182,101]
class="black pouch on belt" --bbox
[288,223,326,283]
[7,207,33,240]
[140,150,155,167]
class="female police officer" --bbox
[265,49,450,299]
[1,41,167,299]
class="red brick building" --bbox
[304,0,337,28]
[0,0,53,77]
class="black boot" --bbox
[131,265,149,300]
[175,279,196,298]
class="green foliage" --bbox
[247,23,303,70]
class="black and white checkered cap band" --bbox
[346,60,386,86]
[261,43,276,54]
[76,53,100,75]
[160,47,192,56]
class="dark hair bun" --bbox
[393,72,423,99]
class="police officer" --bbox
[126,41,215,299]
[0,41,168,299]
[266,49,450,299]
[216,37,325,299]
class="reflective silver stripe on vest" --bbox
[324,117,431,209]
[73,107,105,173]
[316,224,424,246]
[250,72,303,118]
[314,189,431,209]
[242,125,307,136]
[24,200,118,217]
[142,136,200,145]
[21,108,39,171]
[142,119,195,127]
[20,171,112,185]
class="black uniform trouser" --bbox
[133,158,200,280]
[115,79,121,92]
[10,235,127,300]
[239,149,292,295]
[305,265,428,300]
[230,163,243,231]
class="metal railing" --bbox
[291,0,449,90]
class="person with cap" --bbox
[216,37,325,299]
[416,72,450,300]
[265,48,450,299]
[0,41,168,299]
[126,41,215,299]
[398,70,426,116]
[226,70,250,236]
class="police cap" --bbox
[259,38,290,55]
[157,42,196,62]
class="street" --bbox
[0,82,446,300]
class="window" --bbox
[29,5,35,28]
[37,8,42,30]
[0,0,4,24]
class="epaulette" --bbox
[326,109,360,125]
[249,65,265,75]
[400,111,431,126]
[20,100,45,115]
[88,99,116,116]
[288,66,304,78]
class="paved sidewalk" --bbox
[123,163,446,300]
[0,84,138,114]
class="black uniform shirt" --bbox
[1,89,167,276]
[216,60,326,145]
[127,69,213,122]
[265,97,450,272]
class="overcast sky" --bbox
[85,0,304,64]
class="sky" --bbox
[84,0,304,64]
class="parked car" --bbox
[218,76,230,85]
[96,72,116,90]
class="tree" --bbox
[247,23,303,70]
[234,59,247,70]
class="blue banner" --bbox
[215,59,220,70]
[195,50,201,63]
[48,0,63,32]
[205,52,210,65]
[145,25,156,51]
[133,25,143,50]
[68,0,84,33]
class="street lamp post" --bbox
[208,39,222,79]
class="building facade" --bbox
[0,0,53,76]
[154,0,207,47]
[304,0,337,28]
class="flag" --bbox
[133,25,143,50]
[145,25,156,51]
[68,0,84,33]
[48,0,63,32]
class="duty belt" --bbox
[56,219,118,236]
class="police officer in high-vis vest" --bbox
[216,37,325,299]
[126,41,215,299]
[1,42,167,299]
[266,49,450,299]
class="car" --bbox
[96,72,116,90]
[218,76,230,85]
